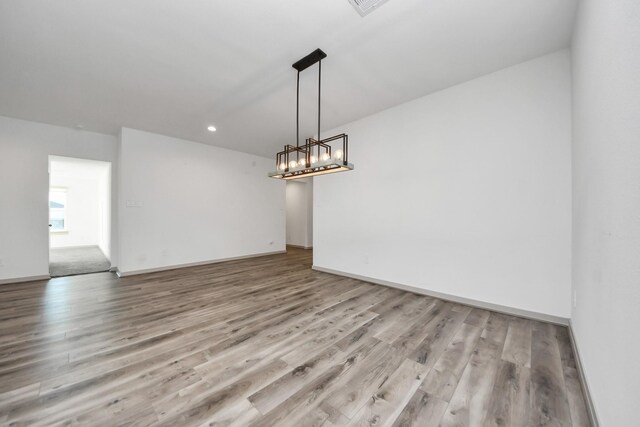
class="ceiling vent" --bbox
[347,0,390,16]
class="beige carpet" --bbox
[49,246,111,277]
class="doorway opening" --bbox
[48,156,112,277]
[285,178,313,250]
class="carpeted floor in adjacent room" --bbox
[49,246,111,277]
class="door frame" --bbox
[47,155,113,274]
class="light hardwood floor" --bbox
[0,248,591,426]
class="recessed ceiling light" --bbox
[207,125,216,132]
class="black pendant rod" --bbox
[296,70,300,162]
[291,48,327,164]
[318,59,321,143]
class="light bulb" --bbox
[334,150,343,160]
[278,162,286,170]
[298,158,306,166]
[321,153,330,161]
[310,155,318,164]
[289,160,298,169]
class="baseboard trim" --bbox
[0,274,51,285]
[568,321,600,427]
[286,244,313,250]
[312,265,569,326]
[116,250,287,277]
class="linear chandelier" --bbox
[268,49,354,180]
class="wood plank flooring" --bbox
[0,248,591,426]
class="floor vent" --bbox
[347,0,390,17]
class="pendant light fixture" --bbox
[268,49,354,180]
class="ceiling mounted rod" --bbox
[296,70,300,161]
[318,59,321,143]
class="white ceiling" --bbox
[0,0,577,158]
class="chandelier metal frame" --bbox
[268,49,354,180]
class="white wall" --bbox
[118,128,285,274]
[49,157,111,253]
[98,165,111,259]
[0,116,118,281]
[306,179,313,247]
[50,173,100,248]
[314,51,572,318]
[571,0,640,425]
[286,179,313,248]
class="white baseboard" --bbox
[50,244,100,249]
[568,321,600,427]
[0,274,51,285]
[116,250,287,277]
[312,265,569,326]
[287,244,313,250]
